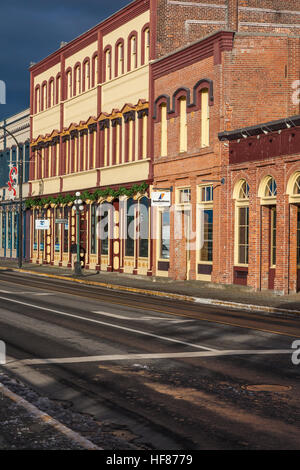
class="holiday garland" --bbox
[25,182,149,209]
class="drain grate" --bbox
[243,384,292,392]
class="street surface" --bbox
[0,269,299,450]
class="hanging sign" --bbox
[35,219,50,230]
[7,166,18,200]
[55,219,68,224]
[151,190,171,207]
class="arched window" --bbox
[56,75,61,104]
[258,176,277,270]
[49,80,55,107]
[144,28,150,63]
[35,87,40,113]
[128,33,138,71]
[179,97,187,153]
[92,54,98,87]
[115,41,124,77]
[201,89,209,147]
[83,60,90,91]
[265,177,277,197]
[294,175,300,194]
[160,103,167,157]
[74,65,81,96]
[131,36,137,68]
[105,49,111,81]
[234,179,250,266]
[66,70,72,99]
[239,180,250,199]
[42,83,47,111]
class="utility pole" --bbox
[72,191,84,275]
[0,125,23,268]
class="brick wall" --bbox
[156,0,300,57]
[152,27,300,289]
[223,35,300,129]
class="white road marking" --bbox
[4,349,292,367]
[0,295,217,352]
[92,310,192,323]
[30,293,55,296]
[0,290,54,296]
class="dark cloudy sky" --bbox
[0,0,129,121]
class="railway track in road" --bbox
[0,270,299,338]
[0,269,299,449]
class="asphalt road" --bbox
[0,269,299,450]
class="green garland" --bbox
[25,182,149,209]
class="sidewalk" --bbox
[1,259,300,315]
[0,371,143,450]
[0,380,98,450]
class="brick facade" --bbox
[221,122,300,294]
[152,18,300,291]
[156,0,300,58]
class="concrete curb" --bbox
[1,265,300,317]
[0,382,101,450]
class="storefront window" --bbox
[238,207,249,265]
[125,198,135,257]
[235,179,250,266]
[91,205,97,255]
[40,230,44,251]
[199,185,213,263]
[8,212,11,250]
[2,212,6,249]
[13,212,17,250]
[55,208,61,252]
[33,211,38,251]
[200,210,213,262]
[160,210,170,259]
[100,206,109,255]
[138,197,149,258]
[63,207,69,253]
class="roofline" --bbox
[218,114,300,141]
[0,108,30,126]
[152,29,235,65]
[29,0,148,73]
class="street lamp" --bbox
[72,191,84,275]
[0,125,23,268]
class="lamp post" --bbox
[72,191,84,275]
[0,125,23,268]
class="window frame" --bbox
[198,185,214,264]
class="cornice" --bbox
[151,30,234,79]
[30,0,150,77]
[30,100,149,144]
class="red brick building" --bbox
[27,0,300,289]
[219,114,300,295]
[150,2,300,289]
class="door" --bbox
[184,210,191,280]
[268,206,276,290]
